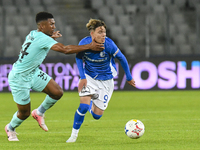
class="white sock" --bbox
[37,109,43,116]
[71,128,79,137]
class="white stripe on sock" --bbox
[76,109,85,116]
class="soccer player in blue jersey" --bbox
[5,12,104,141]
[66,19,136,143]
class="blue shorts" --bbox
[8,68,51,105]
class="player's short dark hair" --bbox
[35,12,54,23]
[86,19,106,31]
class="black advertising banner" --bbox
[0,56,200,92]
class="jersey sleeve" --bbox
[78,36,91,46]
[76,38,89,79]
[107,38,132,81]
[77,38,87,56]
[76,54,86,79]
[79,39,86,46]
[106,38,120,57]
[115,50,132,81]
[39,33,58,50]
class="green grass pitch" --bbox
[0,91,200,150]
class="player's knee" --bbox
[57,88,63,99]
[53,88,63,100]
[91,111,102,120]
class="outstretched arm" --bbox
[76,55,87,92]
[51,37,104,54]
[115,50,136,87]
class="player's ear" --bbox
[41,24,45,30]
[37,23,42,31]
[38,22,46,31]
[90,31,95,40]
[90,31,93,36]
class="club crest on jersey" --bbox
[100,51,105,57]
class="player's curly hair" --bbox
[35,12,54,23]
[86,19,106,31]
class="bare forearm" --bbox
[51,41,104,54]
[63,45,91,54]
[51,43,91,54]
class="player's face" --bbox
[41,18,56,36]
[92,26,106,44]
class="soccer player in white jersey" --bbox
[5,12,104,141]
[66,19,136,143]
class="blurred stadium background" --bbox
[1,2,200,149]
[0,0,199,59]
[1,0,200,92]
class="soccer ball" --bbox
[125,119,145,139]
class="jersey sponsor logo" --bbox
[84,55,107,62]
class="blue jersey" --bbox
[12,30,58,75]
[76,36,132,81]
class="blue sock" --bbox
[38,95,58,114]
[88,100,93,113]
[9,111,24,131]
[91,110,102,120]
[73,103,89,130]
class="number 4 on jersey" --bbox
[18,42,31,62]
[20,42,31,59]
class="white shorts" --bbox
[79,74,114,110]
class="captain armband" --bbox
[113,48,119,57]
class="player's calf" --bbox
[90,110,102,120]
[66,103,89,143]
[73,103,89,129]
